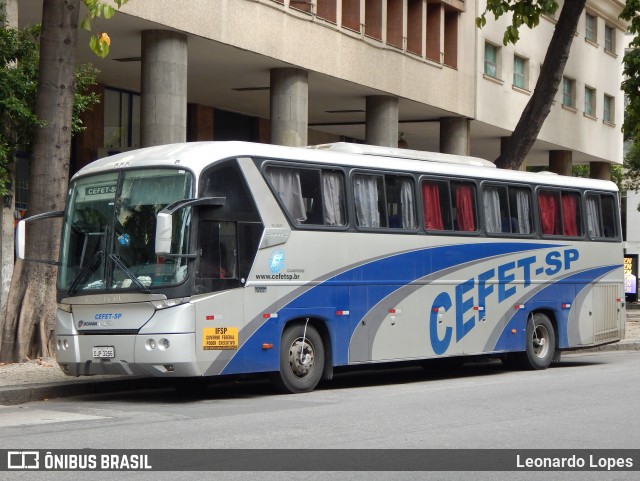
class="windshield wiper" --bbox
[108,254,151,294]
[68,250,103,296]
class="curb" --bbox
[570,340,640,353]
[0,377,164,406]
[1,342,639,405]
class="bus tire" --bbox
[518,313,556,370]
[271,323,325,394]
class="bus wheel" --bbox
[518,313,556,370]
[271,323,325,394]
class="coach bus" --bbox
[17,141,625,393]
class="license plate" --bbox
[92,346,115,359]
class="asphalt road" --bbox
[1,351,639,481]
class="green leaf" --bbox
[88,36,109,58]
[101,5,115,19]
[79,18,92,31]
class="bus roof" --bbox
[74,141,619,192]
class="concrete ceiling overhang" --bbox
[18,0,606,166]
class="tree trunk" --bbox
[495,0,586,170]
[0,0,79,362]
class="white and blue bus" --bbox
[18,141,625,393]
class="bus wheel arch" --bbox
[519,310,557,370]
[270,317,331,393]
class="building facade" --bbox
[4,0,620,185]
[12,0,625,176]
[2,0,629,311]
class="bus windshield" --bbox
[58,168,193,293]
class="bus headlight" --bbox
[146,339,157,350]
[57,303,73,313]
[151,297,190,310]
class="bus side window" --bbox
[385,176,417,229]
[509,187,533,234]
[483,185,532,235]
[265,166,346,227]
[586,193,618,239]
[197,160,263,294]
[198,221,237,279]
[266,167,308,223]
[538,189,582,237]
[451,181,477,232]
[353,174,385,228]
[600,194,618,238]
[422,179,451,231]
[321,170,346,226]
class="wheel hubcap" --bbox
[532,325,550,359]
[289,338,315,378]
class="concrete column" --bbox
[440,117,470,155]
[1,0,18,27]
[549,150,572,176]
[141,30,188,147]
[270,68,308,146]
[590,161,611,181]
[365,95,399,147]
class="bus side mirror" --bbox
[15,210,64,262]
[154,196,226,256]
[16,219,26,260]
[155,212,173,255]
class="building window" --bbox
[562,77,575,108]
[585,13,597,43]
[513,55,527,89]
[584,86,596,117]
[484,43,499,78]
[604,94,615,124]
[605,25,615,54]
[104,87,141,150]
[289,0,312,14]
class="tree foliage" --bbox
[572,164,623,190]
[623,140,640,192]
[0,18,99,197]
[477,1,586,171]
[0,2,101,363]
[619,2,640,198]
[621,1,640,141]
[477,0,559,45]
[0,21,41,196]
[81,0,129,58]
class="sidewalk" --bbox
[1,314,639,405]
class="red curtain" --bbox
[562,193,579,236]
[422,182,444,230]
[538,191,557,235]
[455,184,475,231]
